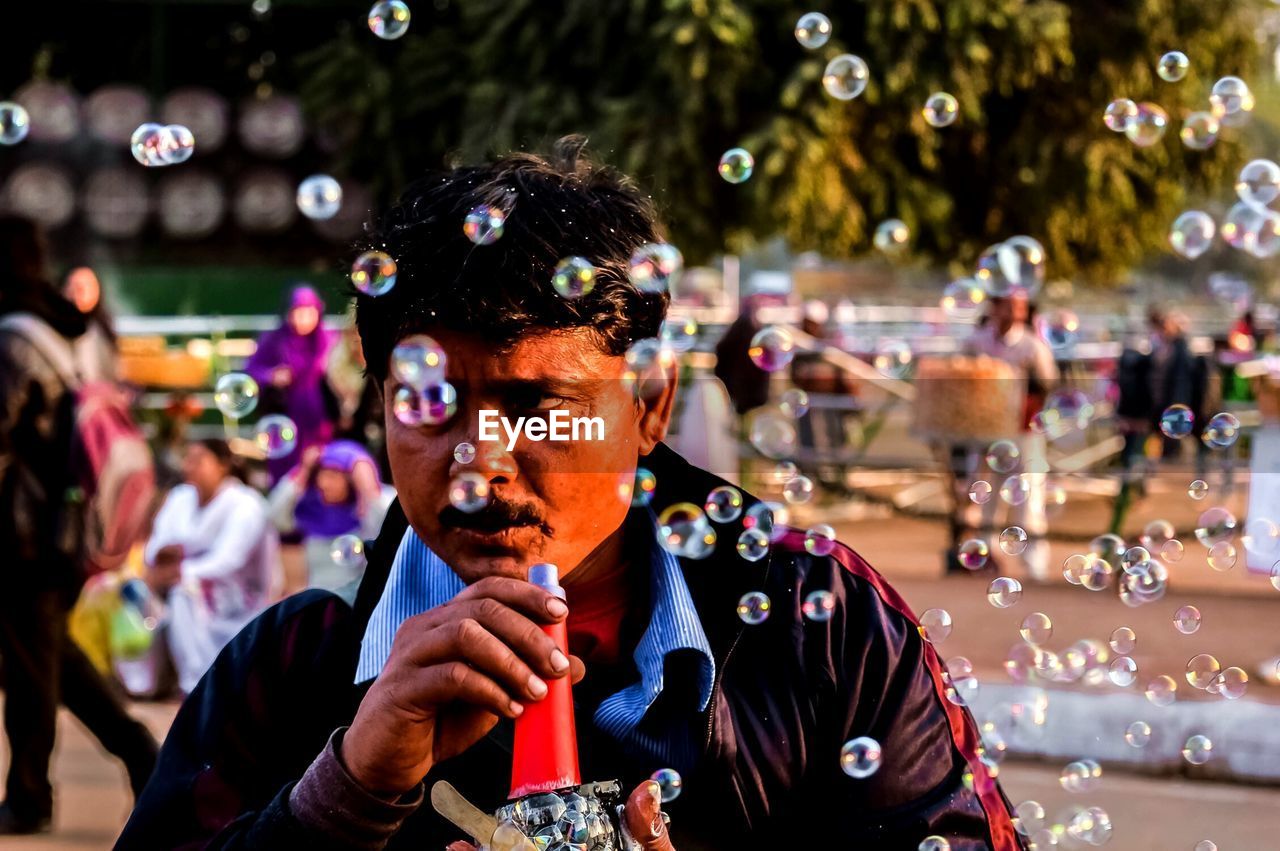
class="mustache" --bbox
[439,499,553,536]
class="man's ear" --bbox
[636,352,679,456]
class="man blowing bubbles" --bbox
[119,137,1019,849]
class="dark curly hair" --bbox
[354,136,670,381]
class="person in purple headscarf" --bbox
[246,285,340,481]
[267,440,394,602]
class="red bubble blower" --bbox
[509,563,581,799]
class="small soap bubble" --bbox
[958,538,990,570]
[1103,98,1137,132]
[941,278,986,319]
[1145,674,1178,706]
[780,387,810,418]
[390,334,445,389]
[1140,520,1176,550]
[130,123,175,167]
[804,524,837,556]
[162,125,195,164]
[448,471,491,514]
[551,256,596,299]
[1208,541,1237,571]
[872,339,913,378]
[1162,539,1185,562]
[736,528,770,562]
[1186,653,1220,689]
[918,608,953,643]
[1188,479,1209,500]
[463,205,506,245]
[1000,474,1031,507]
[1174,605,1202,635]
[1000,526,1029,556]
[628,242,683,293]
[1180,113,1220,151]
[718,148,754,184]
[737,590,772,625]
[419,382,457,425]
[1170,211,1215,259]
[1196,842,1219,851]
[0,102,31,146]
[1110,627,1137,655]
[704,485,743,523]
[659,315,699,352]
[1156,50,1189,82]
[839,736,882,778]
[1125,720,1152,748]
[253,414,297,459]
[1209,666,1249,700]
[918,838,950,851]
[214,372,259,419]
[1013,800,1045,836]
[1195,507,1236,547]
[351,250,398,297]
[1020,612,1053,645]
[802,589,836,622]
[1159,404,1195,438]
[968,480,993,504]
[1058,759,1101,793]
[629,467,658,507]
[1182,734,1213,765]
[822,54,869,101]
[1211,76,1254,117]
[985,439,1020,474]
[453,442,476,465]
[987,577,1023,608]
[1125,102,1168,147]
[649,768,682,803]
[658,503,715,559]
[873,219,910,255]
[744,502,774,536]
[794,12,832,49]
[1109,655,1138,687]
[782,475,814,504]
[1203,412,1240,448]
[1236,159,1280,207]
[296,174,342,220]
[329,534,365,569]
[748,410,798,459]
[923,92,959,127]
[367,0,411,40]
[1122,546,1152,575]
[748,326,795,372]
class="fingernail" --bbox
[528,675,548,698]
[509,701,524,716]
[645,780,662,808]
[644,781,664,836]
[546,598,569,618]
[550,649,570,672]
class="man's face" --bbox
[289,305,320,336]
[384,328,673,585]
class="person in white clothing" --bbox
[145,439,282,694]
[965,292,1060,581]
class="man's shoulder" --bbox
[220,589,361,680]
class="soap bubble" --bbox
[551,256,596,299]
[737,591,772,625]
[1110,627,1136,655]
[367,0,411,40]
[350,250,398,297]
[1125,720,1152,747]
[958,538,990,570]
[1196,842,1219,851]
[628,242,683,293]
[748,326,795,372]
[822,54,869,100]
[1020,612,1053,645]
[1156,50,1190,82]
[0,102,31,145]
[1000,475,1031,507]
[213,372,259,419]
[1195,507,1237,547]
[802,589,836,622]
[129,123,174,167]
[1141,519,1176,550]
[744,502,774,537]
[1169,211,1215,259]
[872,339,913,378]
[1122,546,1152,575]
[453,442,476,465]
[296,174,342,220]
[985,440,1020,474]
[968,480,993,504]
[770,461,798,485]
[1237,159,1280,207]
[1162,539,1185,562]
[1145,675,1177,706]
[918,608,953,643]
[330,534,365,569]
[794,11,832,49]
[1159,403,1194,438]
[1109,655,1138,687]
[658,503,715,559]
[1125,102,1168,147]
[782,475,814,505]
[660,315,699,352]
[1013,800,1045,836]
[839,736,882,778]
[253,414,297,459]
[463,205,506,245]
[704,485,743,523]
[780,388,810,418]
[628,467,658,507]
[873,219,910,255]
[390,334,445,390]
[1182,734,1213,765]
[717,148,754,184]
[1209,666,1249,700]
[923,92,959,127]
[1180,111,1220,151]
[748,410,798,459]
[736,528,770,562]
[1174,605,1202,635]
[1064,553,1114,590]
[1211,76,1254,117]
[649,768,682,803]
[918,838,950,851]
[805,524,837,556]
[1208,541,1237,571]
[1103,98,1137,132]
[1186,653,1220,689]
[1188,479,1209,500]
[987,577,1023,608]
[162,125,195,164]
[941,278,986,319]
[1000,526,1029,556]
[1059,759,1101,793]
[419,382,458,425]
[448,471,491,514]
[1203,412,1240,448]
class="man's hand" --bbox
[443,781,675,851]
[341,576,584,796]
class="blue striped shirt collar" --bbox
[354,512,716,721]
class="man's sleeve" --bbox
[115,591,421,850]
[816,545,1024,850]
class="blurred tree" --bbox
[299,0,1266,282]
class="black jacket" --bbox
[118,443,1021,849]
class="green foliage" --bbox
[298,0,1267,282]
